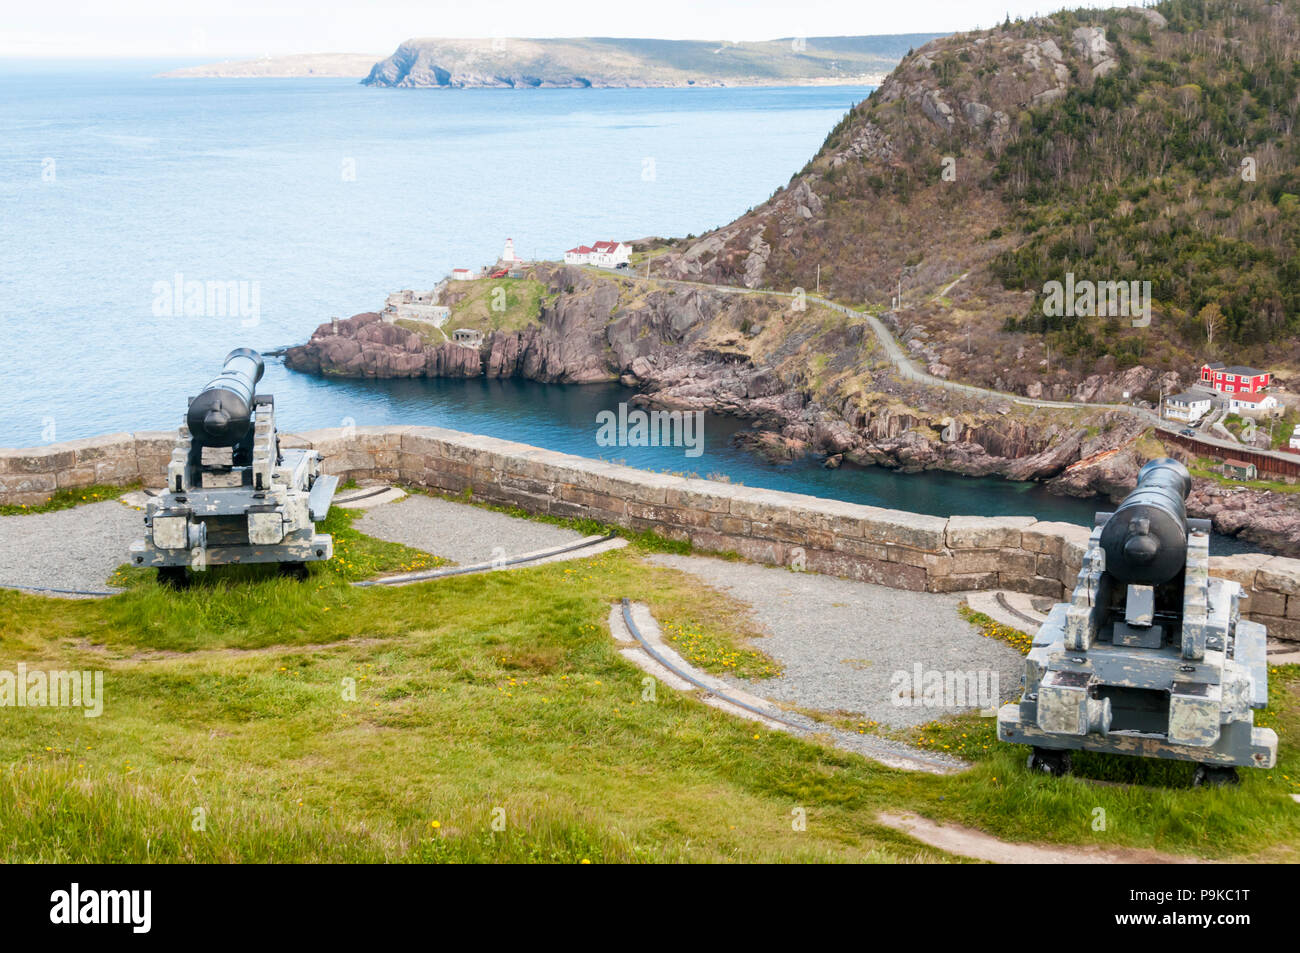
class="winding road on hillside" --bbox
[615,266,1298,468]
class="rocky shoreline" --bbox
[284,264,1300,555]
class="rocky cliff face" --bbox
[287,266,743,383]
[286,314,428,377]
[1189,483,1300,556]
[286,263,1300,552]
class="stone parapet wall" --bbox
[0,432,175,502]
[3,425,1298,640]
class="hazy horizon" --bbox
[6,0,1146,59]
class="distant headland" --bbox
[158,34,945,86]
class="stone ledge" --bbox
[947,514,1037,550]
[1023,520,1092,557]
[3,425,1296,640]
[1255,557,1300,596]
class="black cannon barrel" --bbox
[1099,457,1191,585]
[186,347,265,447]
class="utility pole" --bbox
[815,264,820,295]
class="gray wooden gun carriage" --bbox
[997,458,1276,785]
[128,348,337,586]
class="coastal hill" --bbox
[651,0,1300,398]
[361,35,945,88]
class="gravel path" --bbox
[0,501,141,595]
[612,601,963,773]
[354,494,585,565]
[647,553,1023,728]
[1,495,1025,735]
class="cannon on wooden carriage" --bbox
[997,458,1275,785]
[128,348,337,586]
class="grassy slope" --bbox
[430,276,550,337]
[1,511,1297,862]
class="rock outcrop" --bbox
[285,313,427,378]
[287,263,1300,555]
[1189,484,1300,557]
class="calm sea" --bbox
[1,60,869,443]
[0,61,1255,544]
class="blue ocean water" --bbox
[0,62,1256,545]
[0,60,866,444]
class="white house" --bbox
[1227,391,1279,415]
[564,241,631,267]
[1163,390,1212,424]
[590,240,631,267]
[451,268,474,281]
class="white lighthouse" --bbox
[501,237,519,263]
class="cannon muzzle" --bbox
[1099,458,1191,586]
[186,347,265,447]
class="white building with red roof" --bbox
[565,241,631,267]
[1226,391,1278,415]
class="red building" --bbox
[1199,362,1270,395]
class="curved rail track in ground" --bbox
[614,598,965,774]
[0,533,622,599]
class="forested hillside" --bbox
[655,0,1300,396]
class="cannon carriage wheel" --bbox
[1027,747,1073,777]
[157,566,190,589]
[277,562,310,581]
[157,563,311,587]
[1193,764,1240,787]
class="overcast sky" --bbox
[5,0,1146,58]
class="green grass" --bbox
[0,526,1297,862]
[443,277,548,334]
[0,483,136,517]
[659,617,781,680]
[97,508,448,652]
[1190,458,1300,494]
[958,605,1034,655]
[1270,408,1300,451]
